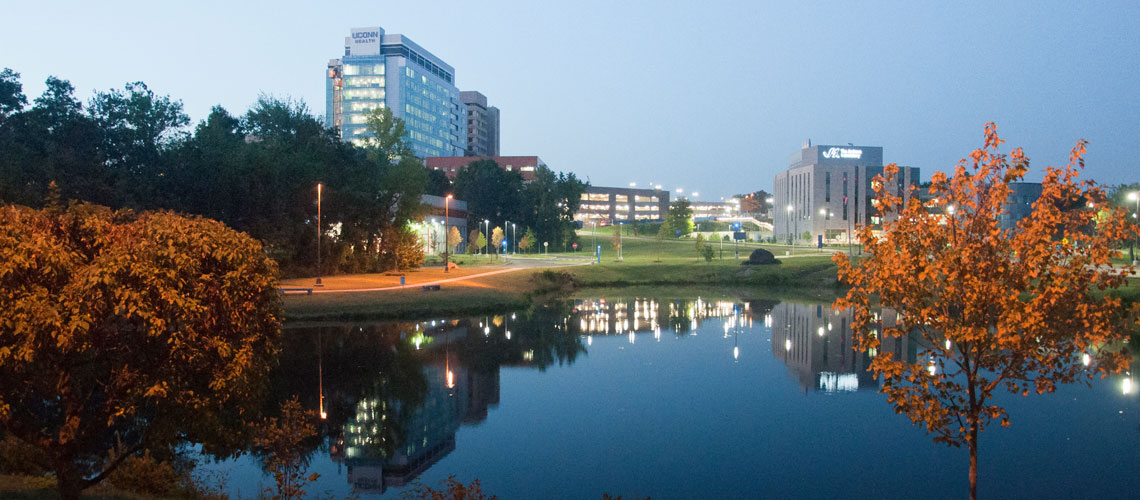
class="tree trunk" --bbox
[55,458,85,500]
[969,429,978,500]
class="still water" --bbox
[203,297,1140,500]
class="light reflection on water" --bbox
[203,296,1140,500]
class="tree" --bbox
[0,203,281,500]
[701,243,715,262]
[666,200,694,236]
[447,225,463,256]
[694,233,706,260]
[520,227,536,253]
[0,68,26,120]
[834,123,1139,500]
[491,226,505,257]
[454,159,524,231]
[251,397,320,500]
[611,223,623,260]
[425,168,451,197]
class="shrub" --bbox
[107,451,180,497]
[741,248,779,265]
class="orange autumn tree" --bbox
[834,123,1138,500]
[0,202,281,500]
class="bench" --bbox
[278,288,313,296]
[422,285,441,291]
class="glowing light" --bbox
[785,339,792,351]
[446,370,455,389]
[927,361,937,376]
[1082,353,1091,366]
[1124,378,1133,395]
[733,346,739,360]
[587,335,592,346]
[944,339,952,350]
[484,326,490,335]
[506,330,511,340]
[818,326,825,337]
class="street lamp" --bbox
[819,208,829,252]
[483,219,490,256]
[444,194,453,272]
[512,222,517,255]
[315,182,323,287]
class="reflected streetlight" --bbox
[444,194,453,272]
[1128,192,1138,264]
[786,204,795,254]
[315,182,323,287]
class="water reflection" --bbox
[768,302,917,393]
[240,295,1139,499]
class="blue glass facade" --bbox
[327,27,465,158]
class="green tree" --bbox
[0,68,26,120]
[87,82,190,207]
[694,233,706,260]
[667,200,694,236]
[425,168,451,197]
[454,159,524,231]
[655,218,672,262]
[835,123,1139,500]
[0,203,281,500]
[520,227,536,253]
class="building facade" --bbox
[326,26,466,158]
[424,155,545,181]
[460,91,500,156]
[773,141,919,244]
[414,194,468,255]
[576,186,670,225]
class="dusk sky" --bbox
[5,0,1138,199]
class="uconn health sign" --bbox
[349,27,382,55]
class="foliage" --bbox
[520,227,536,253]
[491,226,505,255]
[800,231,812,243]
[742,248,778,265]
[834,123,1139,500]
[409,475,497,500]
[701,244,715,262]
[468,229,486,255]
[251,397,320,500]
[611,223,623,252]
[666,200,693,236]
[694,233,705,260]
[447,226,463,254]
[0,71,429,277]
[0,434,50,475]
[106,450,180,497]
[0,203,281,500]
[454,160,586,251]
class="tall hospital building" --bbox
[326,26,466,158]
[773,141,919,244]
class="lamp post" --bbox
[315,182,323,287]
[511,222,517,255]
[618,221,623,261]
[483,219,490,257]
[591,221,597,255]
[1128,192,1139,265]
[444,194,453,272]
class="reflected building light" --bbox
[927,360,937,376]
[733,346,739,361]
[581,318,587,331]
[587,335,593,346]
[819,372,859,392]
[1082,353,1091,366]
[818,326,825,337]
[523,350,534,361]
[506,330,511,340]
[764,314,773,328]
[629,331,635,344]
[512,313,517,320]
[484,326,490,336]
[944,339,952,350]
[785,338,792,352]
[654,328,661,341]
[827,321,832,331]
[1124,377,1133,395]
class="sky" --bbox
[3,0,1138,199]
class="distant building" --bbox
[460,91,500,156]
[689,199,740,220]
[1001,182,1043,230]
[415,194,468,255]
[424,155,546,181]
[773,141,919,243]
[576,186,670,225]
[326,26,466,157]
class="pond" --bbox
[201,296,1140,500]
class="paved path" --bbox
[303,256,591,294]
